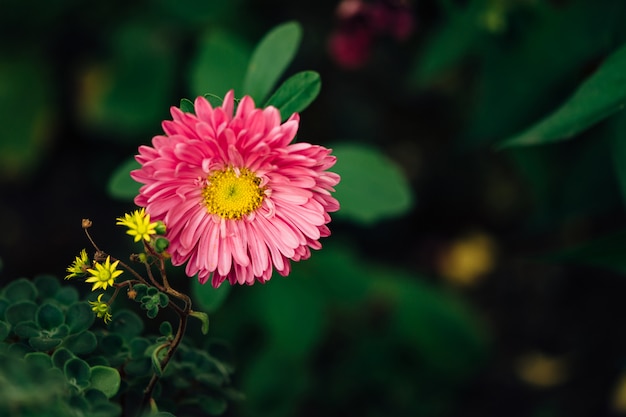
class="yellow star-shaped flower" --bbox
[89,294,112,323]
[65,249,90,279]
[116,208,160,242]
[85,256,123,291]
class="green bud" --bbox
[138,253,148,263]
[154,237,170,253]
[155,221,167,235]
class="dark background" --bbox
[3,0,626,416]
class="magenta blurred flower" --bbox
[131,91,340,287]
[329,0,415,69]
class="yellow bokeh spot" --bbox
[203,167,264,220]
[437,232,496,286]
[515,352,568,388]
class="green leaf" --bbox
[150,343,168,376]
[332,143,413,224]
[159,321,173,337]
[4,278,37,302]
[54,286,79,305]
[13,321,40,338]
[410,4,482,87]
[90,365,121,398]
[242,21,302,103]
[180,98,195,113]
[33,274,60,299]
[65,357,92,389]
[5,300,38,325]
[498,42,626,148]
[108,157,141,201]
[24,351,53,370]
[190,310,210,335]
[189,29,251,98]
[0,55,54,180]
[609,111,626,206]
[192,278,230,314]
[0,320,9,341]
[29,335,63,351]
[52,347,76,369]
[64,331,98,355]
[36,303,65,330]
[108,309,144,341]
[129,337,151,360]
[66,302,95,334]
[264,71,321,121]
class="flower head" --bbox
[116,208,160,242]
[85,256,123,291]
[66,249,90,279]
[131,91,340,287]
[89,294,112,323]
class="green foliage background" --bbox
[3,0,626,416]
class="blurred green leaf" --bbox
[332,144,413,224]
[64,331,98,355]
[192,279,230,314]
[33,275,60,299]
[0,56,54,181]
[108,158,141,201]
[609,111,626,205]
[24,352,53,370]
[89,366,121,398]
[242,21,302,103]
[0,321,9,341]
[13,322,40,338]
[108,309,144,341]
[4,278,37,302]
[80,23,176,138]
[498,42,626,148]
[189,29,251,98]
[410,2,482,87]
[542,229,626,274]
[264,71,321,121]
[5,301,38,325]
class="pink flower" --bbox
[131,91,340,287]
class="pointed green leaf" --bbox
[499,42,626,148]
[242,21,302,103]
[108,157,141,201]
[190,310,210,335]
[180,98,195,113]
[90,365,121,398]
[332,143,413,224]
[264,71,321,121]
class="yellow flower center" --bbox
[203,167,264,219]
[98,269,111,282]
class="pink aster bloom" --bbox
[131,91,340,287]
